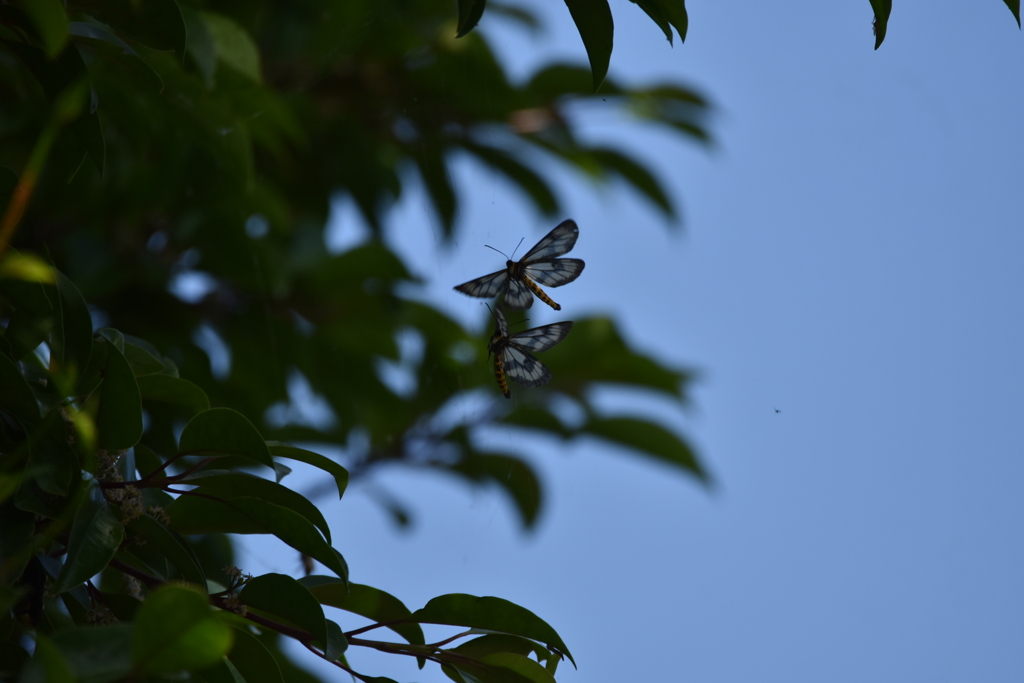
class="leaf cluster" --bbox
[2,0,713,680]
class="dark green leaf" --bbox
[178,470,332,543]
[457,0,488,37]
[93,339,144,450]
[125,515,206,587]
[222,625,284,683]
[324,618,348,660]
[178,407,273,469]
[413,594,574,667]
[563,0,614,91]
[137,374,210,417]
[240,573,327,645]
[0,350,39,428]
[0,502,34,584]
[869,0,892,49]
[167,495,348,579]
[51,488,124,594]
[122,342,165,376]
[583,416,708,482]
[630,0,687,44]
[0,278,53,362]
[132,584,233,675]
[50,270,94,388]
[268,442,349,498]
[1004,0,1021,28]
[300,578,426,647]
[25,407,76,495]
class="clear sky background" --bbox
[241,2,1024,681]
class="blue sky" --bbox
[241,2,1024,681]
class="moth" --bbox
[487,305,573,398]
[454,219,585,310]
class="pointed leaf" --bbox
[564,0,614,91]
[267,442,349,498]
[413,594,574,667]
[457,0,488,37]
[1004,0,1021,27]
[869,0,892,49]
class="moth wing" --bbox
[524,258,585,287]
[502,277,534,310]
[509,322,573,353]
[491,305,509,338]
[521,220,579,262]
[502,345,552,388]
[454,270,508,299]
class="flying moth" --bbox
[454,219,585,310]
[487,305,573,398]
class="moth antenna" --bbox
[484,244,511,260]
[508,237,525,261]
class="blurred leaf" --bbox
[0,252,55,284]
[19,0,68,56]
[221,625,284,683]
[563,0,614,91]
[300,578,426,647]
[870,0,892,49]
[412,146,457,235]
[457,0,488,37]
[0,278,53,362]
[51,488,124,594]
[92,338,144,450]
[167,495,348,580]
[132,584,233,675]
[178,408,273,469]
[200,11,262,83]
[240,573,327,645]
[17,633,76,683]
[448,453,542,528]
[588,147,675,219]
[583,416,707,482]
[463,143,559,216]
[413,594,574,667]
[268,442,349,499]
[137,375,210,417]
[74,0,186,57]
